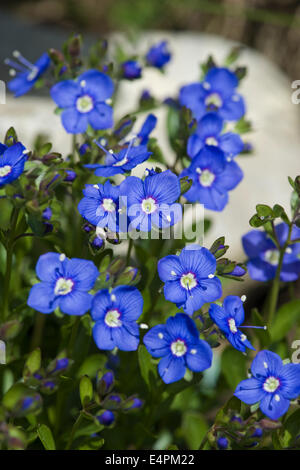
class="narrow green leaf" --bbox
[79,375,94,407]
[37,424,56,450]
[270,300,300,342]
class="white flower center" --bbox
[205,136,218,146]
[263,376,280,393]
[180,272,197,290]
[141,197,157,214]
[105,309,122,328]
[76,94,94,113]
[0,165,12,177]
[102,198,116,213]
[113,156,128,167]
[205,92,223,108]
[228,318,238,333]
[171,339,187,357]
[264,249,280,266]
[199,169,215,187]
[54,277,74,296]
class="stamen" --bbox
[241,295,247,302]
[208,274,214,279]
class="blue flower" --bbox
[181,145,243,211]
[91,286,143,351]
[27,252,99,315]
[0,142,28,188]
[50,69,114,134]
[179,67,245,121]
[6,51,50,97]
[209,296,256,353]
[242,223,300,282]
[187,112,244,159]
[157,245,222,315]
[42,207,52,221]
[64,170,77,182]
[137,114,157,145]
[78,180,126,232]
[217,437,229,450]
[121,170,182,232]
[234,350,300,420]
[85,141,151,177]
[122,60,142,80]
[143,313,212,384]
[146,41,171,68]
[98,410,115,426]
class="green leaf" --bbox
[182,412,208,450]
[37,424,56,450]
[256,204,273,218]
[280,409,300,448]
[221,348,247,389]
[24,348,41,376]
[79,375,94,408]
[76,354,107,379]
[138,345,157,390]
[179,176,193,195]
[270,300,300,342]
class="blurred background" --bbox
[1,0,300,78]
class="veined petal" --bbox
[91,289,112,321]
[186,339,212,372]
[179,246,216,277]
[27,283,57,314]
[157,255,183,282]
[112,285,143,321]
[196,112,223,140]
[112,324,139,351]
[219,132,244,157]
[158,354,186,384]
[143,325,171,358]
[144,170,180,204]
[280,363,300,400]
[59,291,92,315]
[251,350,283,380]
[63,258,98,291]
[223,295,244,325]
[50,80,80,108]
[88,103,113,130]
[165,313,199,341]
[36,252,62,282]
[93,321,115,350]
[234,378,265,404]
[260,393,290,420]
[242,230,274,259]
[78,69,114,102]
[61,108,88,134]
[164,280,186,305]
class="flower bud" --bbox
[97,410,115,426]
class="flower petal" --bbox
[234,378,265,404]
[220,94,245,121]
[165,313,199,341]
[143,325,171,358]
[88,103,113,130]
[280,363,300,400]
[36,252,62,282]
[157,255,183,282]
[158,354,186,384]
[59,291,93,315]
[91,289,112,321]
[63,258,98,291]
[196,112,223,140]
[205,67,238,99]
[61,108,88,134]
[79,69,114,102]
[219,132,244,157]
[186,339,212,372]
[251,350,283,380]
[50,80,80,108]
[93,321,115,350]
[144,170,180,204]
[179,246,217,278]
[209,303,229,332]
[215,160,243,191]
[27,283,57,314]
[223,295,244,325]
[112,285,143,321]
[242,230,274,259]
[112,323,140,351]
[164,280,186,305]
[260,393,290,420]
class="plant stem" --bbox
[1,208,19,323]
[65,412,84,450]
[268,223,293,326]
[67,316,81,357]
[30,313,46,351]
[126,237,133,265]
